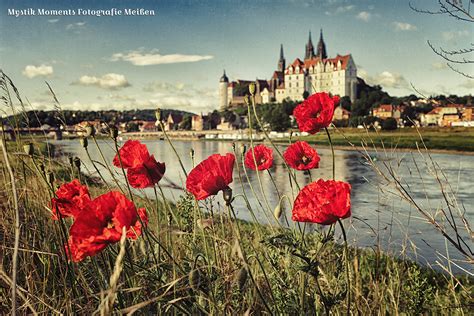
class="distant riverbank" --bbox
[120,127,474,154]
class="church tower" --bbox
[304,31,315,60]
[277,44,286,72]
[219,70,229,110]
[316,29,327,59]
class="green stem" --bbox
[247,99,273,218]
[159,122,188,178]
[91,136,124,193]
[325,127,335,180]
[113,138,134,201]
[84,146,111,190]
[338,219,351,315]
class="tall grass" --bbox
[0,73,472,314]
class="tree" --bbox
[265,105,291,131]
[340,96,352,111]
[179,115,192,130]
[401,107,418,127]
[381,118,398,131]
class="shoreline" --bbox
[116,133,474,156]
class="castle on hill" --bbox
[219,30,358,109]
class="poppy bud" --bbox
[244,95,250,105]
[39,163,45,174]
[155,108,161,121]
[189,269,202,291]
[249,83,256,96]
[274,202,283,220]
[79,137,88,148]
[84,124,95,137]
[73,157,81,169]
[189,148,194,160]
[222,187,232,205]
[47,171,55,185]
[109,126,118,139]
[240,143,246,155]
[68,156,74,167]
[235,267,248,291]
[23,143,34,156]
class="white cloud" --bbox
[431,62,448,70]
[110,49,214,66]
[356,11,371,22]
[22,64,54,78]
[359,69,409,90]
[48,19,59,23]
[143,81,187,93]
[66,21,86,33]
[393,22,417,31]
[325,5,355,15]
[442,30,469,41]
[460,80,474,90]
[73,73,131,90]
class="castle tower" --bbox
[219,70,229,110]
[316,29,327,59]
[278,44,286,72]
[305,31,315,60]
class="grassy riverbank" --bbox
[0,140,472,314]
[301,127,474,152]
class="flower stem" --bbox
[338,218,351,315]
[159,121,188,177]
[324,127,335,180]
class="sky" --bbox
[0,0,473,115]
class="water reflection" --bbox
[56,139,473,274]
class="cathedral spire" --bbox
[305,30,315,60]
[220,69,228,83]
[316,28,327,59]
[278,44,286,72]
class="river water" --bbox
[56,139,473,274]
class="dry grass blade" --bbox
[97,227,127,316]
[0,138,21,315]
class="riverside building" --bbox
[219,30,358,109]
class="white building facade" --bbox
[219,30,358,107]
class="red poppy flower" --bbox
[51,179,90,220]
[186,153,235,200]
[292,179,351,225]
[244,144,273,171]
[293,92,340,134]
[66,191,147,262]
[113,140,166,188]
[283,141,320,170]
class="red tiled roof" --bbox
[375,104,394,112]
[427,108,442,115]
[445,104,465,108]
[272,71,284,80]
[285,58,305,75]
[286,55,352,74]
[141,122,156,129]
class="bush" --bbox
[381,117,398,130]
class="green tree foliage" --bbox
[2,109,194,128]
[339,96,352,111]
[261,104,291,132]
[179,115,192,130]
[381,117,398,130]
